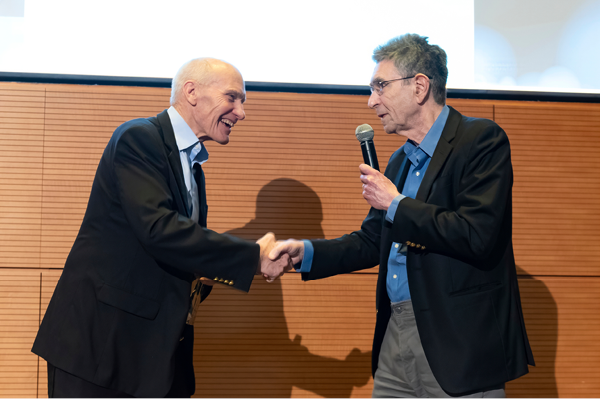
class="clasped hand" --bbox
[257,232,295,282]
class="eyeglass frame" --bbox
[369,73,432,95]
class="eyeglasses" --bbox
[369,76,415,95]
[369,74,432,95]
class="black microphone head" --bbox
[355,124,374,142]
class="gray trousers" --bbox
[372,300,505,398]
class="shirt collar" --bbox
[167,106,209,164]
[403,105,449,165]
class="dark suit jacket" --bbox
[303,107,535,395]
[32,109,259,397]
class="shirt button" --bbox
[394,244,399,248]
[393,275,397,279]
[416,171,420,176]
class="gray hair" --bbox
[373,34,448,105]
[170,58,221,106]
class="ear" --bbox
[414,74,431,104]
[183,80,198,107]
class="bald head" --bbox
[170,58,242,106]
[169,58,246,144]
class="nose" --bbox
[367,91,379,109]
[235,101,246,121]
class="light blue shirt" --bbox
[167,106,209,223]
[299,106,450,303]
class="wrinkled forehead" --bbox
[371,60,400,83]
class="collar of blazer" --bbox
[156,109,192,217]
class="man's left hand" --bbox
[359,164,400,211]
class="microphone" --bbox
[355,124,379,171]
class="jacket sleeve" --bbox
[110,121,258,292]
[303,205,382,281]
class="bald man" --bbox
[32,59,290,398]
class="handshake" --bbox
[198,233,305,287]
[256,232,306,283]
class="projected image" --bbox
[1,0,599,95]
[0,0,473,88]
[475,0,600,93]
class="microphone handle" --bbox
[360,140,380,171]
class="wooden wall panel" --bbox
[0,269,41,398]
[0,85,45,269]
[0,81,599,397]
[40,85,169,269]
[496,102,600,276]
[507,276,600,398]
[194,274,376,398]
[446,98,495,121]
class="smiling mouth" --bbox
[220,118,234,128]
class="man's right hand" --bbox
[256,233,293,282]
[269,239,305,266]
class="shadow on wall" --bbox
[507,270,558,398]
[193,178,372,398]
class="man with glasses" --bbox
[271,34,534,397]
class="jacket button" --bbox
[405,241,412,246]
[228,281,234,286]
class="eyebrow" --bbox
[370,76,384,85]
[227,90,246,103]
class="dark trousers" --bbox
[48,325,196,398]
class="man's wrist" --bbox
[385,194,405,223]
[296,240,314,273]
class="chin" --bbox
[382,126,395,134]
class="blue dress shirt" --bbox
[299,106,450,303]
[167,106,209,223]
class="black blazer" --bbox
[32,110,259,397]
[304,107,534,395]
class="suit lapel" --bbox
[415,106,461,202]
[156,109,191,217]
